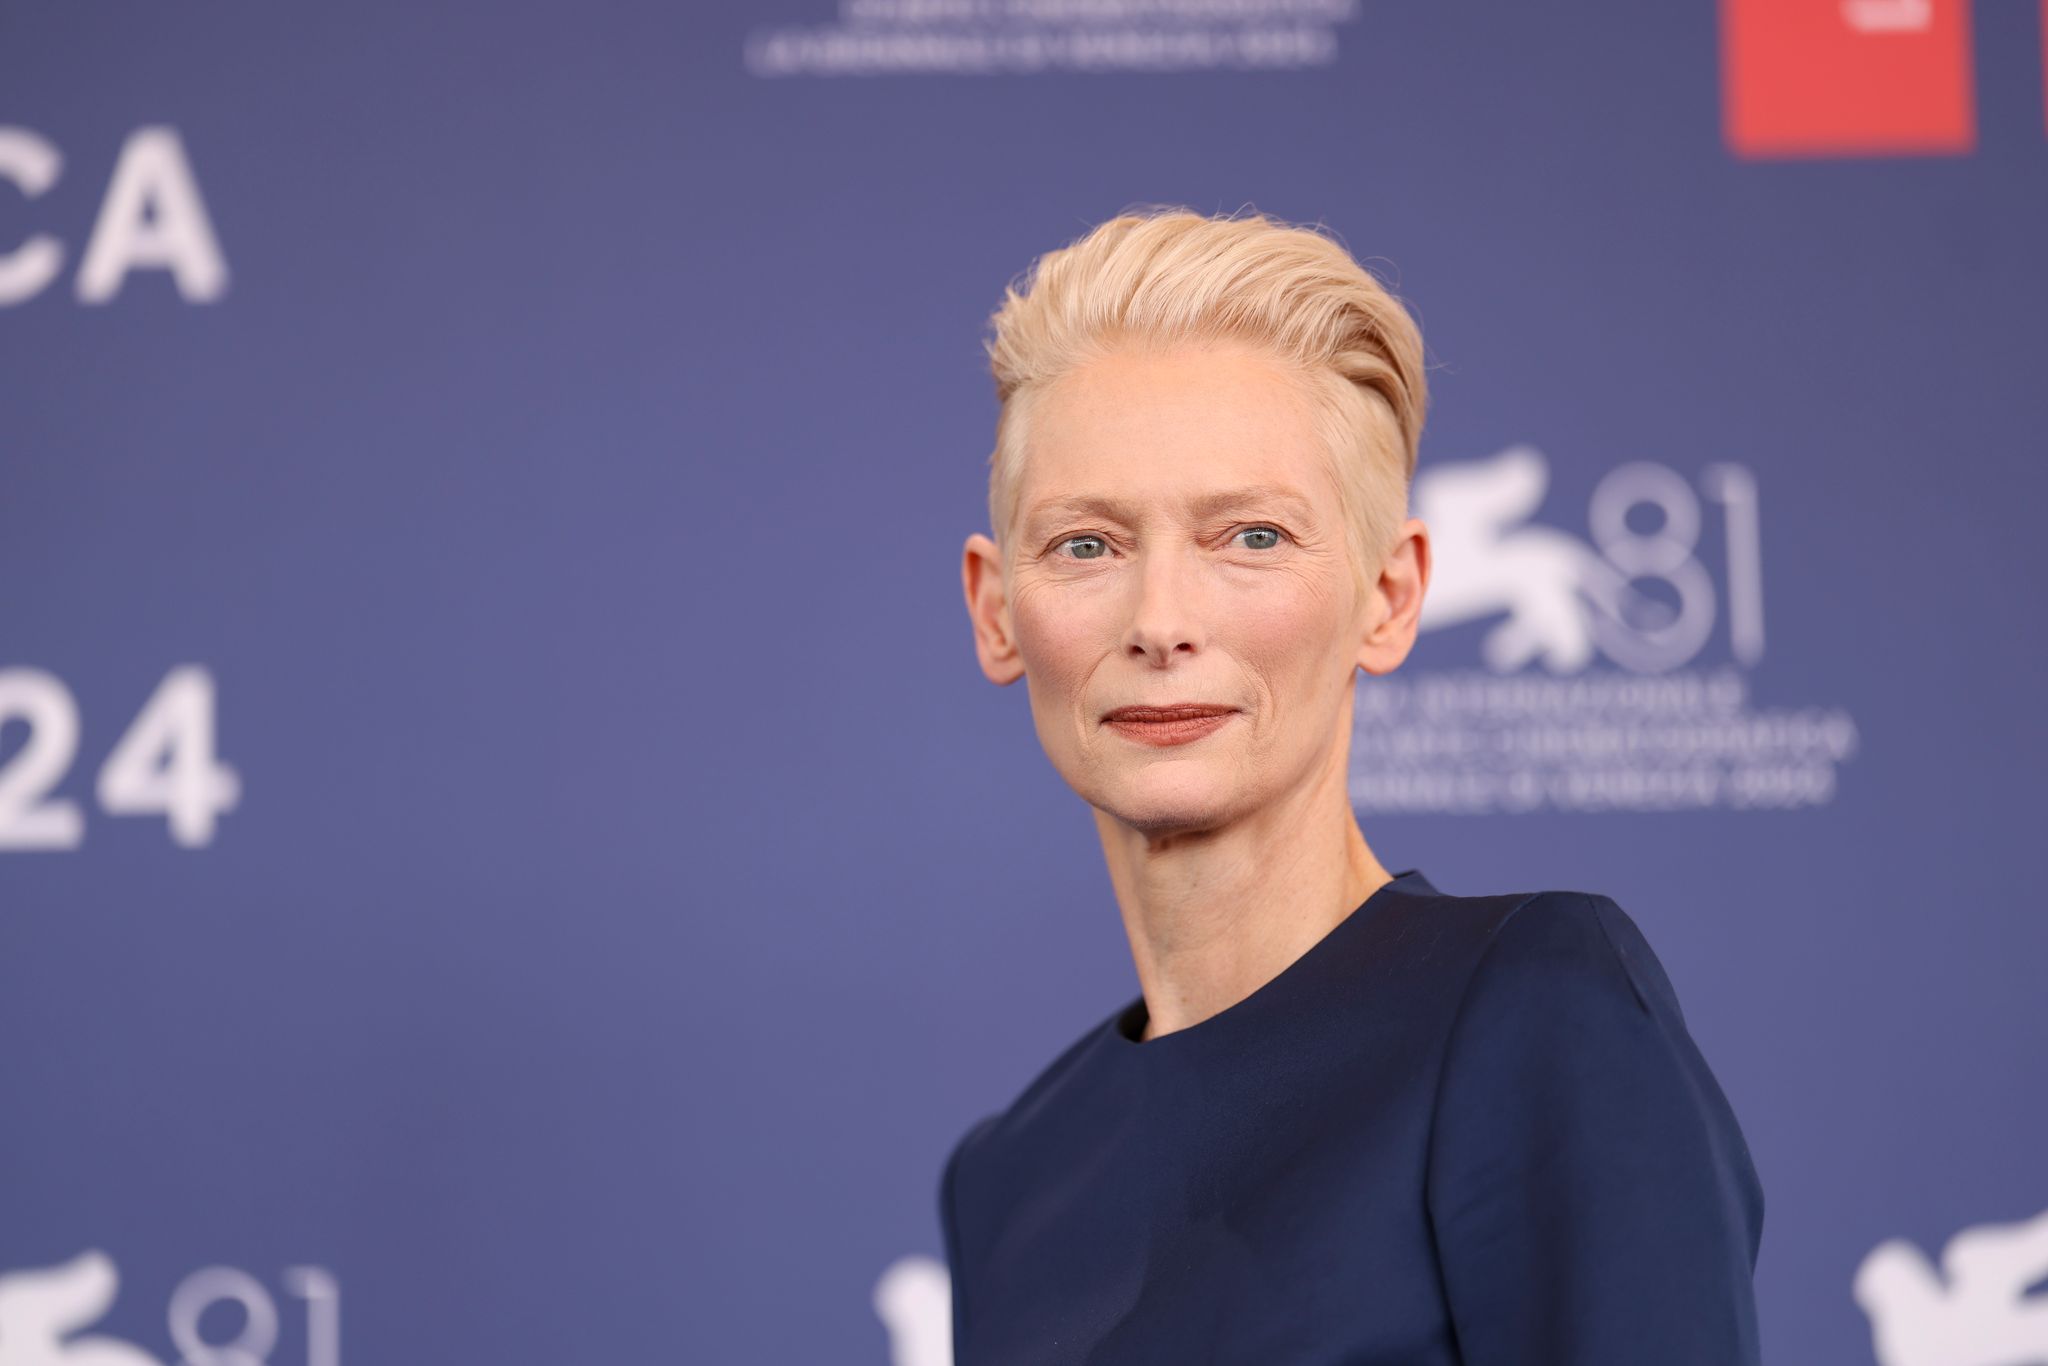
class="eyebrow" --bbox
[1022,483,1317,531]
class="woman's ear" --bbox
[1357,517,1431,676]
[963,533,1026,685]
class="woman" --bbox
[945,206,1765,1364]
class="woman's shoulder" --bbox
[1424,885,1768,1351]
[1424,883,1764,1209]
[1365,876,1680,1020]
[1447,885,1688,1027]
[935,998,1127,1185]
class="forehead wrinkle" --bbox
[1023,482,1319,532]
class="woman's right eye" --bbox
[1057,535,1110,560]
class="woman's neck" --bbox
[1095,760,1391,1042]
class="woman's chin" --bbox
[1088,768,1245,833]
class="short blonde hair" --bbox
[983,205,1430,603]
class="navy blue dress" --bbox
[938,869,1765,1364]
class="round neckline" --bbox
[1111,867,1430,1049]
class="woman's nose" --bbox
[1121,548,1209,663]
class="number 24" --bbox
[0,665,240,850]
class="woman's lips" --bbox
[1101,707,1238,747]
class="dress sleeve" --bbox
[1423,891,1766,1365]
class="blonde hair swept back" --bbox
[981,205,1430,605]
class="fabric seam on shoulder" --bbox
[1581,893,1654,1013]
[1416,888,1555,1322]
[1418,890,1641,1213]
[1419,889,1554,1190]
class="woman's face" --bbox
[964,340,1426,836]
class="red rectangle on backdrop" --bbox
[1721,0,1975,157]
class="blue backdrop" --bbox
[4,1,2045,1362]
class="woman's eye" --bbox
[1052,528,1284,560]
[1233,525,1287,551]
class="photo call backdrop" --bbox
[3,0,2045,1362]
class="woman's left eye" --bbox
[1233,525,1288,551]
